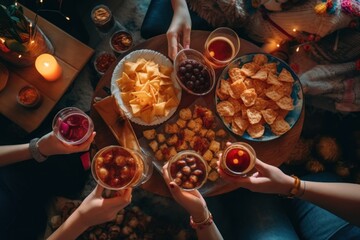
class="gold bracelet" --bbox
[190,210,213,230]
[287,175,301,198]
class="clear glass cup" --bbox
[109,30,134,55]
[91,145,153,191]
[204,27,240,69]
[174,48,215,96]
[52,107,94,145]
[168,150,208,191]
[91,4,115,32]
[220,142,256,177]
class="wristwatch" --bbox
[29,138,48,163]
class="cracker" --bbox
[240,88,257,107]
[246,123,265,138]
[271,117,291,135]
[216,101,235,117]
[276,96,294,110]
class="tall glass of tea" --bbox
[220,142,256,177]
[52,107,94,145]
[91,146,153,195]
[204,27,240,69]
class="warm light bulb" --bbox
[44,62,50,67]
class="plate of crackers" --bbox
[215,53,303,141]
[111,49,182,126]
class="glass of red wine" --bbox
[204,27,240,69]
[220,142,256,177]
[52,107,94,145]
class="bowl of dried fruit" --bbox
[17,85,41,108]
[174,48,215,96]
[93,51,116,75]
[110,30,133,54]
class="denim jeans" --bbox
[206,172,360,240]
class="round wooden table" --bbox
[90,30,305,197]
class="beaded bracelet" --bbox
[190,211,213,230]
[29,138,48,163]
[287,175,301,198]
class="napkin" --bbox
[93,95,140,151]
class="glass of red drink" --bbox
[204,27,240,69]
[220,142,256,177]
[52,107,94,145]
[91,146,153,191]
[168,150,208,191]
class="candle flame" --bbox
[296,46,300,52]
[0,38,5,44]
[276,43,280,48]
[30,40,35,44]
[65,16,70,21]
[18,54,22,58]
[44,62,50,67]
[15,2,18,6]
[40,0,43,3]
[293,28,297,32]
[29,22,32,27]
[233,159,239,165]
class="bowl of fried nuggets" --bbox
[215,53,303,141]
[111,49,182,126]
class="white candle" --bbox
[35,53,62,81]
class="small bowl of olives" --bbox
[168,150,208,191]
[174,48,215,96]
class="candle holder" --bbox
[0,4,54,67]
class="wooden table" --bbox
[91,31,305,197]
[0,7,94,133]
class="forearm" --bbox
[171,0,188,13]
[196,222,224,240]
[0,144,32,166]
[299,181,360,226]
[47,210,88,240]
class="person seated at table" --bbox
[0,130,95,240]
[47,185,132,240]
[164,0,360,112]
[215,157,360,239]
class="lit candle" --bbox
[35,54,62,81]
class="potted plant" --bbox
[0,2,53,67]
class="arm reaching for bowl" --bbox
[167,0,192,60]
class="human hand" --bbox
[218,157,294,196]
[76,184,132,228]
[37,131,96,156]
[167,0,191,60]
[162,163,208,222]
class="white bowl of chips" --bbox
[215,53,303,141]
[111,49,182,126]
